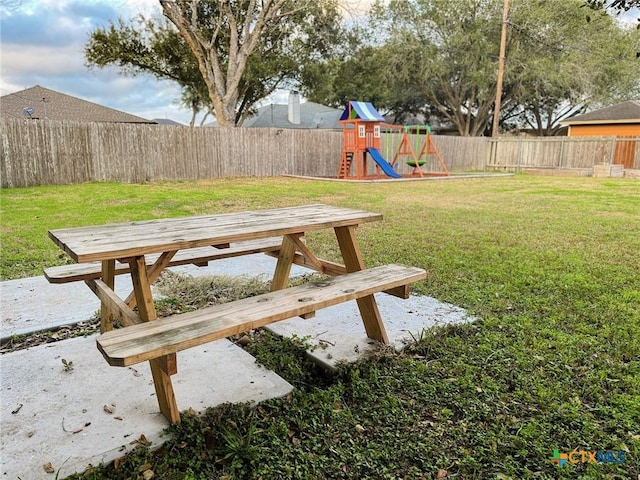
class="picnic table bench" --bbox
[44,238,284,283]
[46,204,426,423]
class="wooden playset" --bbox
[337,101,449,180]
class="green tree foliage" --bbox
[304,0,639,136]
[302,46,390,108]
[506,0,640,135]
[159,0,345,126]
[85,16,211,126]
[86,1,346,126]
[369,0,505,136]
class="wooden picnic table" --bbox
[47,204,425,423]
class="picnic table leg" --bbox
[271,234,316,319]
[334,226,389,344]
[129,255,181,424]
[100,260,116,333]
[270,234,299,291]
[124,250,177,309]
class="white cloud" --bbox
[1,44,85,76]
[0,0,386,125]
[0,0,193,123]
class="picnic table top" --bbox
[48,204,383,263]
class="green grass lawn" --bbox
[1,175,639,479]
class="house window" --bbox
[374,125,381,138]
[358,125,366,138]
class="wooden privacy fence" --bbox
[0,119,486,187]
[0,120,343,187]
[486,136,640,173]
[1,118,638,187]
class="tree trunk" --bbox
[159,0,289,126]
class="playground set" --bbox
[337,101,449,180]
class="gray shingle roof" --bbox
[560,100,640,125]
[242,101,342,129]
[0,85,154,123]
[152,118,184,126]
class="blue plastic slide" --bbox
[366,147,402,178]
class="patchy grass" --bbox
[0,178,347,280]
[2,175,639,479]
[0,319,101,353]
[153,271,273,315]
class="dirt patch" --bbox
[1,271,319,355]
[0,318,101,354]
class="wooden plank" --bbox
[334,225,388,344]
[287,235,324,271]
[270,234,299,291]
[124,250,176,309]
[129,256,157,322]
[86,279,142,328]
[270,235,318,318]
[384,285,411,300]
[100,260,115,333]
[97,264,426,367]
[44,238,284,284]
[334,225,366,270]
[52,206,373,249]
[150,357,180,424]
[272,253,415,299]
[48,205,382,263]
[278,252,348,276]
[128,254,180,420]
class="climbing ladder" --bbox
[337,152,354,179]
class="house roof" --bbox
[152,118,184,126]
[560,100,640,126]
[0,85,154,123]
[339,101,385,122]
[242,101,342,129]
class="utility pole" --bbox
[492,0,509,137]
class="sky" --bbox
[1,1,637,125]
[0,0,375,125]
[0,0,194,122]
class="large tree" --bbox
[302,47,390,108]
[86,1,345,126]
[158,0,344,126]
[367,0,505,136]
[305,0,639,136]
[506,0,640,135]
[86,16,212,126]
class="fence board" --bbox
[1,119,638,188]
[486,136,638,173]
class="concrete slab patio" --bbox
[1,255,307,340]
[1,335,293,480]
[268,293,472,369]
[1,254,475,479]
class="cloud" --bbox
[0,1,121,47]
[0,0,191,123]
[1,44,85,76]
[0,0,382,126]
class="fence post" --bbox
[485,139,493,171]
[608,137,617,166]
[558,137,565,169]
[517,138,523,173]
